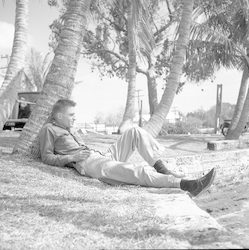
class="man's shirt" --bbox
[39,121,89,167]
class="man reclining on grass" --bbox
[39,99,216,198]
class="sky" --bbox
[0,1,243,123]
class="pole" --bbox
[136,89,144,126]
[0,54,9,71]
[214,84,222,134]
[136,89,143,110]
[139,100,143,127]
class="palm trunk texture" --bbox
[0,0,28,130]
[228,83,249,139]
[118,1,137,134]
[226,65,249,139]
[144,0,194,138]
[146,62,158,116]
[14,0,92,156]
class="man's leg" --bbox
[108,126,163,165]
[107,127,184,177]
[76,152,181,188]
[75,153,216,197]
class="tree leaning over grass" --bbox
[144,0,194,138]
[226,0,249,139]
[192,0,249,139]
[14,0,92,156]
[173,0,249,139]
[0,0,29,130]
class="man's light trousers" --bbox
[75,127,181,188]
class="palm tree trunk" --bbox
[0,0,28,96]
[227,82,249,139]
[226,65,249,139]
[0,71,24,129]
[143,0,194,137]
[118,0,136,134]
[13,0,92,156]
[0,0,28,130]
[146,63,158,116]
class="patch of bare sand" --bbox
[195,183,249,249]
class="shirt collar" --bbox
[51,119,70,131]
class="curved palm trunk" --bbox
[144,0,194,137]
[228,83,249,139]
[0,0,28,130]
[0,0,28,96]
[14,0,92,156]
[118,1,136,134]
[146,63,158,116]
[226,65,249,139]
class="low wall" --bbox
[207,138,249,150]
[161,148,249,182]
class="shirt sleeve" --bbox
[39,126,72,167]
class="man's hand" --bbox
[69,150,91,162]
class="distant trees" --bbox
[186,103,236,128]
[94,107,124,128]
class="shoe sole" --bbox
[189,168,217,198]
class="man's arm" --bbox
[39,126,73,167]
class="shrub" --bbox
[162,121,201,135]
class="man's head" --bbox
[52,99,76,128]
[20,97,27,108]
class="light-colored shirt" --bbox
[39,121,90,167]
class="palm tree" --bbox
[226,0,249,138]
[14,0,92,156]
[187,0,249,139]
[226,63,249,139]
[0,0,28,130]
[117,0,137,134]
[14,0,158,156]
[23,48,53,92]
[143,0,195,138]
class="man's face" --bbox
[57,106,76,128]
[20,98,27,108]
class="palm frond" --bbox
[190,19,249,65]
[42,60,52,83]
[41,51,53,74]
[231,8,248,44]
[131,0,155,58]
[185,37,245,83]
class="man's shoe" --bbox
[180,168,216,198]
[153,160,185,178]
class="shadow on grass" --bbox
[1,192,231,246]
[0,193,170,240]
[16,155,107,189]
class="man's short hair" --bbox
[52,99,76,117]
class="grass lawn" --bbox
[1,153,195,249]
[0,131,248,249]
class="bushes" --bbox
[162,120,201,135]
